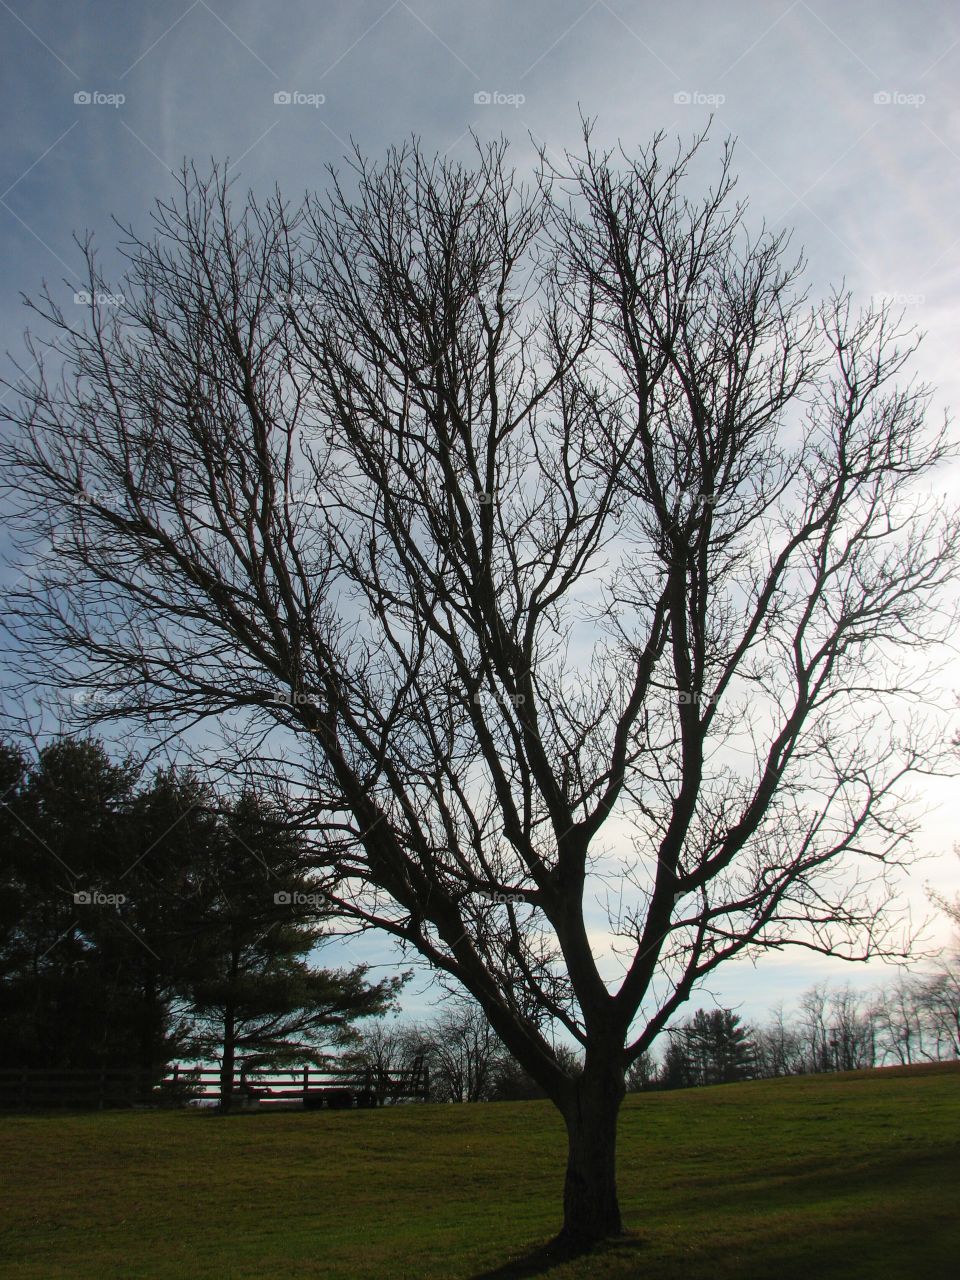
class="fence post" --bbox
[302,1064,309,1104]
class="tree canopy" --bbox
[2,123,957,1243]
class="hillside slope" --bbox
[1,1062,957,1279]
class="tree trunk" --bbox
[220,936,240,1113]
[220,1003,235,1113]
[139,968,158,1076]
[558,1063,626,1245]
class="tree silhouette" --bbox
[661,1008,756,1087]
[180,789,404,1110]
[2,123,958,1244]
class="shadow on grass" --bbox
[668,1144,951,1216]
[472,1144,959,1280]
[470,1230,646,1279]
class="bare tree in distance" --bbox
[420,995,505,1103]
[871,972,933,1065]
[922,886,960,1056]
[2,121,958,1247]
[340,1014,420,1104]
[754,1002,807,1077]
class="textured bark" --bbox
[559,1066,625,1244]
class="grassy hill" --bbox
[1,1062,957,1279]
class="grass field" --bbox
[1,1062,957,1279]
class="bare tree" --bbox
[872,890,960,1064]
[625,1049,657,1092]
[871,973,928,1065]
[794,983,877,1072]
[827,986,876,1071]
[340,1015,421,1103]
[926,889,960,1056]
[916,962,960,1059]
[422,996,505,1103]
[2,124,958,1246]
[754,1003,806,1077]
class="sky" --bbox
[2,0,959,1033]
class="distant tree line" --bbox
[621,973,960,1092]
[0,737,403,1107]
[344,963,959,1104]
[340,994,585,1104]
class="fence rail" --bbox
[162,1059,430,1107]
[0,1059,430,1110]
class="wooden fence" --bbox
[0,1058,429,1110]
[162,1058,430,1107]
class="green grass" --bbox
[1,1062,957,1279]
